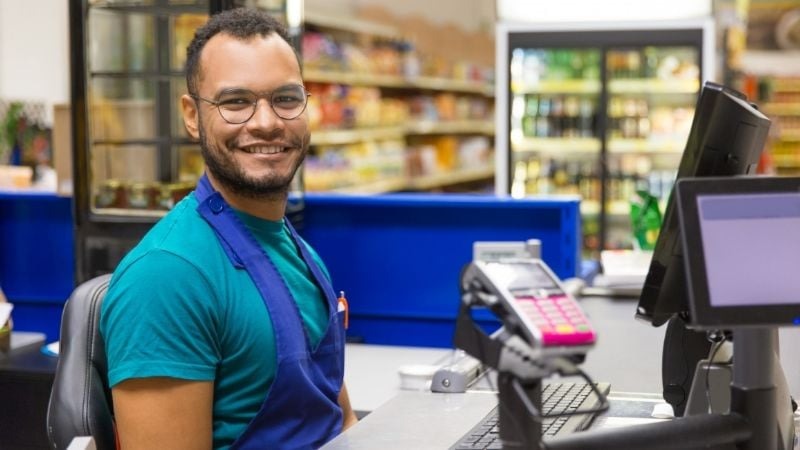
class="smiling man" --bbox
[100,8,357,449]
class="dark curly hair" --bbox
[185,8,297,96]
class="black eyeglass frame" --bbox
[191,84,311,124]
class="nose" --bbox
[246,97,284,131]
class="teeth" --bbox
[244,146,285,154]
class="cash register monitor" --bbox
[634,82,770,416]
[635,81,771,326]
[676,176,800,328]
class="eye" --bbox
[217,96,253,110]
[273,94,303,106]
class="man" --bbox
[100,8,358,449]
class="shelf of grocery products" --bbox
[510,76,697,96]
[763,103,800,116]
[304,70,494,95]
[327,166,495,194]
[607,138,684,154]
[406,166,495,190]
[511,79,601,95]
[406,120,494,135]
[581,200,630,217]
[511,137,689,156]
[511,137,600,154]
[311,127,406,146]
[781,131,800,141]
[91,207,167,218]
[311,121,494,146]
[773,155,800,168]
[330,177,408,194]
[608,78,699,94]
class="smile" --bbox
[241,146,288,155]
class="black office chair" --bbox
[47,274,116,450]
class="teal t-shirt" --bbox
[99,193,331,449]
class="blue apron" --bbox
[194,174,345,449]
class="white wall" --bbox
[305,0,496,33]
[0,0,70,125]
[0,0,491,127]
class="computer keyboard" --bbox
[450,382,611,450]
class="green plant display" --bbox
[0,102,24,165]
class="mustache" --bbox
[227,128,305,150]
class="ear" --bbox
[181,94,200,139]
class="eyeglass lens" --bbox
[216,85,307,123]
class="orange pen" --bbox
[337,290,349,330]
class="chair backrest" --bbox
[47,274,115,450]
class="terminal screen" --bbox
[697,192,800,307]
[484,261,558,293]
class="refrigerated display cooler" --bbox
[495,19,714,256]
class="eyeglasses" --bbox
[192,84,310,124]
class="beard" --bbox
[199,125,308,201]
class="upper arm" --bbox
[113,377,213,450]
[101,250,221,386]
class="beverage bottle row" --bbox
[606,46,699,80]
[510,48,601,86]
[517,94,598,138]
[511,158,601,201]
[607,97,650,139]
[511,156,675,205]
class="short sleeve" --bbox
[100,249,221,387]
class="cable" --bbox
[704,332,728,414]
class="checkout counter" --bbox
[325,295,669,449]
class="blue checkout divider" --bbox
[0,192,74,342]
[0,191,581,348]
[302,193,581,348]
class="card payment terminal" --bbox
[461,258,596,350]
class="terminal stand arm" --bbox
[454,289,783,450]
[543,412,748,450]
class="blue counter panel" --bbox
[0,192,75,341]
[0,191,581,347]
[302,193,581,347]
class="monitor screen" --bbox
[676,176,800,328]
[635,81,771,326]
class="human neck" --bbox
[205,173,287,222]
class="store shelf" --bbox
[740,50,800,77]
[773,78,800,92]
[327,166,494,194]
[406,120,494,135]
[411,77,494,96]
[311,121,494,146]
[310,126,406,146]
[304,70,407,88]
[581,200,629,217]
[774,155,800,167]
[303,70,493,95]
[779,131,800,141]
[86,1,208,13]
[511,137,601,154]
[406,166,495,190]
[608,78,698,94]
[763,103,800,116]
[607,138,684,154]
[330,177,408,194]
[511,79,601,94]
[91,207,167,219]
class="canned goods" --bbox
[128,182,158,209]
[95,179,126,208]
[155,181,195,210]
